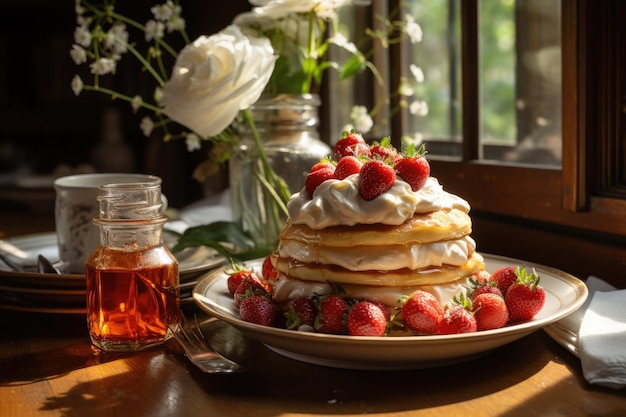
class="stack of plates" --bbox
[0,232,226,314]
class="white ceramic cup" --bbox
[54,173,166,274]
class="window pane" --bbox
[406,0,462,157]
[407,0,462,157]
[480,0,562,166]
[407,0,561,166]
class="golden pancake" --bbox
[278,236,477,271]
[272,252,485,287]
[272,273,474,307]
[280,208,471,247]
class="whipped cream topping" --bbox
[279,236,476,271]
[272,274,471,306]
[288,176,470,229]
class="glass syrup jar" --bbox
[86,182,179,351]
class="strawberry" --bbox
[226,265,258,296]
[305,163,335,197]
[315,295,349,334]
[438,305,477,335]
[505,266,546,322]
[239,295,278,326]
[233,273,270,306]
[285,296,317,330]
[333,132,370,159]
[367,299,391,321]
[472,293,509,330]
[347,301,388,336]
[358,160,396,201]
[309,158,334,173]
[261,255,278,282]
[490,265,519,296]
[369,137,400,163]
[395,144,430,191]
[333,155,362,180]
[400,290,444,334]
[468,276,502,301]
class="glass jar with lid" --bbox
[86,182,179,352]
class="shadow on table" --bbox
[0,312,132,386]
[175,316,553,415]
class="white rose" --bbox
[243,0,354,21]
[160,25,277,138]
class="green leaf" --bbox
[341,54,366,79]
[171,221,272,261]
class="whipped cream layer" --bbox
[288,176,470,229]
[272,274,471,307]
[279,236,476,271]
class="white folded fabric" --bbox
[579,286,626,390]
[558,276,615,335]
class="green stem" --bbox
[242,109,291,212]
[81,84,162,113]
[124,42,166,86]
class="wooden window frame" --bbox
[385,0,626,237]
[378,0,626,285]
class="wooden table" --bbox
[2,303,626,416]
[1,213,626,416]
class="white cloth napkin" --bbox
[577,277,626,390]
[579,289,626,389]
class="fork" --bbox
[170,313,244,374]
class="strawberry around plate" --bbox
[192,253,588,370]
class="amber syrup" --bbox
[86,245,179,351]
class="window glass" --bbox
[481,0,562,165]
[406,0,462,149]
[408,0,562,166]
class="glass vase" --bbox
[229,94,332,251]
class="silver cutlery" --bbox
[0,252,22,272]
[170,313,243,374]
[37,254,62,274]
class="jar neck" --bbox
[95,217,167,249]
[243,93,321,136]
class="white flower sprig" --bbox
[70,0,203,149]
[233,0,428,138]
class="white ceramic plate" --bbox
[0,232,225,287]
[193,254,588,370]
[543,322,580,357]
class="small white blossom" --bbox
[410,64,424,83]
[398,80,414,97]
[89,58,116,75]
[154,87,163,104]
[73,24,92,47]
[131,95,143,113]
[140,116,155,137]
[105,23,129,55]
[167,15,186,33]
[329,33,358,54]
[75,0,85,16]
[342,123,355,134]
[69,44,87,65]
[409,100,429,116]
[185,133,202,152]
[405,15,423,44]
[145,20,165,41]
[349,105,374,133]
[402,132,424,148]
[151,3,174,21]
[71,75,84,96]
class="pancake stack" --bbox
[271,169,485,308]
